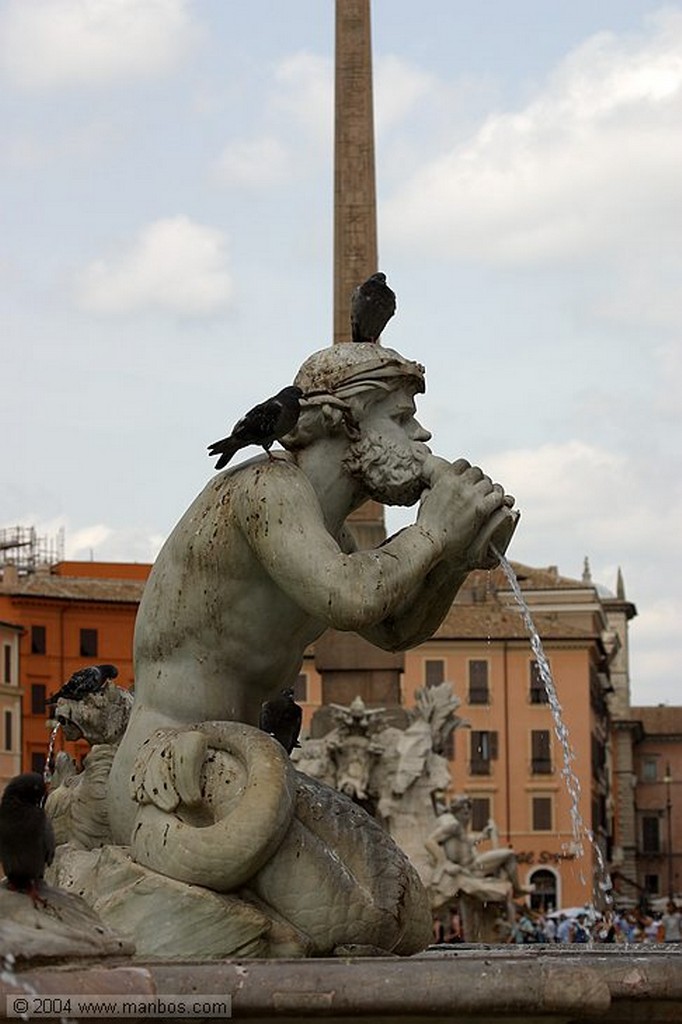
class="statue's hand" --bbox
[418,455,513,568]
[130,728,207,812]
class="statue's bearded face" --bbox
[342,430,431,506]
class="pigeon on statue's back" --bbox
[208,385,304,469]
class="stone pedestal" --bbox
[314,628,404,707]
[459,894,510,944]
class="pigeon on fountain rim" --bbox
[0,772,55,906]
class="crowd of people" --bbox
[434,901,682,945]
[508,900,682,944]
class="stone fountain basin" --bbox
[1,945,681,1023]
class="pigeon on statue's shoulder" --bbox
[350,272,396,343]
[208,385,303,470]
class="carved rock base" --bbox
[50,845,310,960]
[0,882,134,963]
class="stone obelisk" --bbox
[333,0,385,551]
[315,0,404,710]
[333,0,378,345]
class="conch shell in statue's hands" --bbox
[129,721,431,956]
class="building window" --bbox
[531,730,552,774]
[644,873,660,895]
[293,673,307,702]
[529,868,558,913]
[470,730,497,775]
[424,659,445,687]
[532,796,552,831]
[31,625,46,655]
[80,628,98,658]
[642,815,661,854]
[529,660,549,704]
[468,660,489,704]
[471,797,490,832]
[591,734,606,781]
[3,644,11,683]
[31,751,46,774]
[3,711,12,751]
[591,794,607,835]
[31,683,47,715]
[641,758,658,782]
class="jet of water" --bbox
[494,548,612,906]
[44,721,62,784]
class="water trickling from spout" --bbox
[44,721,61,784]
[2,954,38,1021]
[494,549,612,904]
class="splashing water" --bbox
[495,549,612,905]
[1,954,39,1021]
[44,721,61,784]
[2,954,75,1024]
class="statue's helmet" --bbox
[294,343,425,401]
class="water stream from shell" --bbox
[494,549,612,905]
[44,721,61,784]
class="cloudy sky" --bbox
[1,0,680,706]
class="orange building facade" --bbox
[0,561,148,774]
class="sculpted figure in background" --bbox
[377,683,466,879]
[425,794,529,910]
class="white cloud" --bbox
[488,441,681,554]
[212,51,332,191]
[67,523,164,562]
[486,440,627,524]
[75,216,234,316]
[213,136,290,188]
[374,55,436,133]
[272,51,332,143]
[0,0,200,90]
[383,10,682,270]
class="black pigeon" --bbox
[46,663,118,707]
[0,773,55,905]
[208,385,304,470]
[259,687,303,755]
[350,272,396,343]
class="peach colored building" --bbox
[631,706,682,901]
[397,562,617,912]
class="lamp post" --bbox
[663,763,673,899]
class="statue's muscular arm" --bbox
[233,457,506,652]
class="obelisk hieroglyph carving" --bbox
[333,0,378,347]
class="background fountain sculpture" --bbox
[29,331,519,960]
[296,682,464,871]
[296,681,529,940]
